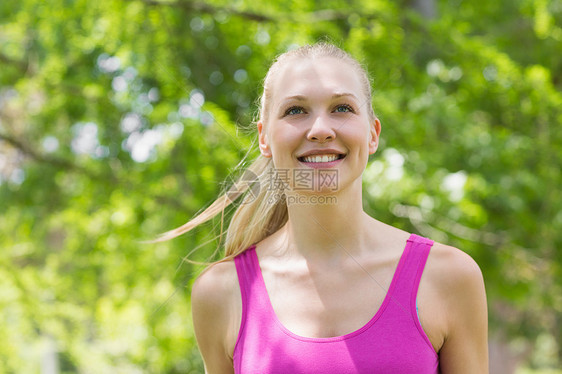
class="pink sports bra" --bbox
[233,233,439,373]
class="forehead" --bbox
[271,57,365,104]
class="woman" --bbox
[173,43,487,373]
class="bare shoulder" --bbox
[191,260,241,373]
[423,242,489,372]
[191,259,241,336]
[423,242,487,322]
[425,242,486,299]
[192,260,239,307]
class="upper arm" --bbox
[436,245,489,373]
[191,261,240,374]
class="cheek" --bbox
[341,126,371,151]
[268,125,301,154]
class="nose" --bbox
[307,114,336,143]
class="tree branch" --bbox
[391,203,503,246]
[0,132,103,180]
[0,132,72,169]
[0,53,28,73]
[141,0,368,23]
[142,0,273,22]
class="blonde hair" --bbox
[154,42,375,262]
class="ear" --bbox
[368,117,381,155]
[257,121,272,158]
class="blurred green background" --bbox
[1,0,561,373]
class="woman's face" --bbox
[258,57,381,194]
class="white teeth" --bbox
[302,154,340,163]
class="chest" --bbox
[261,261,396,338]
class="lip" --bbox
[296,148,347,158]
[298,157,344,169]
[297,150,346,169]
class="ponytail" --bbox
[151,155,288,262]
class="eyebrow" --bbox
[331,92,358,100]
[282,92,358,102]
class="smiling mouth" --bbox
[297,154,346,163]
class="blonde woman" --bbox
[168,43,488,373]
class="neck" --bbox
[280,180,372,260]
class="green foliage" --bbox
[1,0,561,371]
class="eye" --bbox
[334,104,354,113]
[285,106,306,116]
